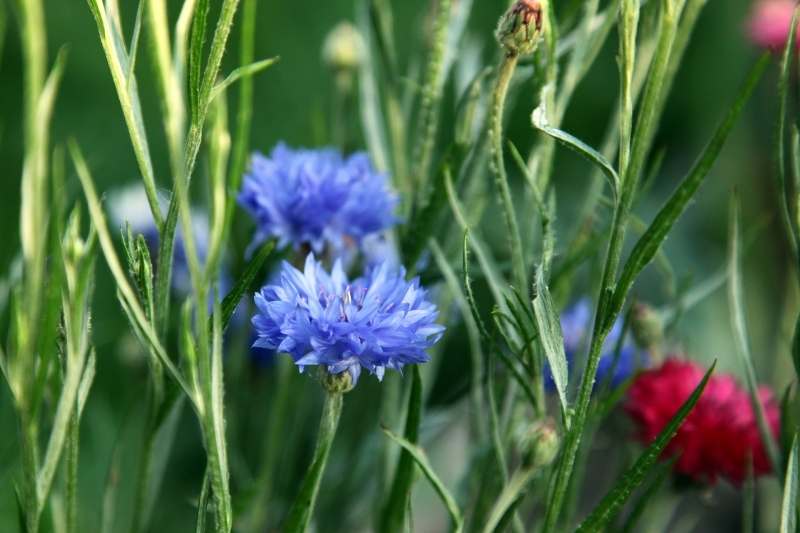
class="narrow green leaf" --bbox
[380,366,423,532]
[776,8,800,259]
[207,240,274,335]
[70,141,194,403]
[728,197,781,472]
[357,0,390,172]
[576,362,716,532]
[382,427,464,533]
[779,433,799,533]
[125,0,145,86]
[619,460,671,533]
[481,467,536,533]
[84,0,163,228]
[532,102,619,197]
[189,0,210,118]
[209,56,279,103]
[532,266,569,420]
[609,54,770,329]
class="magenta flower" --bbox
[748,0,800,49]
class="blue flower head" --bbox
[238,144,398,254]
[251,254,444,383]
[545,299,644,391]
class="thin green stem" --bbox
[283,391,344,532]
[543,3,680,530]
[413,0,452,205]
[490,53,527,292]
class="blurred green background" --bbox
[0,0,794,531]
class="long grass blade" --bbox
[576,362,716,532]
[728,196,782,475]
[609,53,770,329]
[779,433,799,533]
[381,427,464,533]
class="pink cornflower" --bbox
[748,0,800,49]
[624,358,780,485]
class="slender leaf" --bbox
[382,427,464,533]
[532,266,569,421]
[776,9,800,258]
[208,240,275,334]
[779,433,799,533]
[609,53,770,329]
[70,141,194,402]
[576,362,716,532]
[380,366,423,532]
[481,467,536,533]
[728,197,781,472]
[209,57,279,103]
[532,103,619,197]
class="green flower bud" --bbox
[631,303,664,351]
[517,419,559,469]
[320,368,355,395]
[322,22,365,72]
[495,0,544,57]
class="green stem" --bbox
[283,390,344,533]
[543,3,679,531]
[66,410,79,533]
[490,53,527,292]
[413,0,452,204]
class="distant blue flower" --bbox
[545,299,644,391]
[251,254,444,383]
[238,144,398,255]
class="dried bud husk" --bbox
[631,303,663,351]
[322,22,366,73]
[320,367,355,395]
[496,0,544,56]
[517,419,559,469]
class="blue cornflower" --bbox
[545,299,644,391]
[238,143,398,255]
[251,254,444,383]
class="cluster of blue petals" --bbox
[546,299,643,391]
[238,143,398,254]
[252,254,444,383]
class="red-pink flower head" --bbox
[748,0,800,49]
[624,358,780,485]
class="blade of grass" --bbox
[780,433,798,533]
[728,196,782,474]
[776,9,800,260]
[481,467,536,533]
[380,366,423,532]
[531,103,619,197]
[85,0,163,227]
[209,57,279,103]
[70,141,195,403]
[608,53,770,329]
[381,427,464,533]
[532,266,570,423]
[576,362,716,532]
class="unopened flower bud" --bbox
[496,0,544,57]
[323,22,365,72]
[320,367,355,395]
[631,303,663,351]
[517,419,559,469]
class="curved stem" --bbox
[490,53,527,292]
[283,391,344,533]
